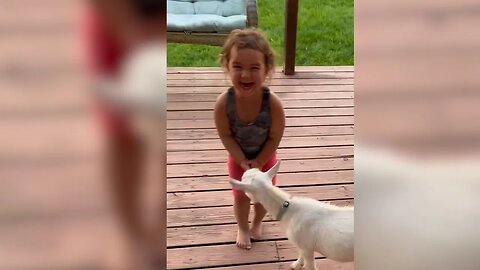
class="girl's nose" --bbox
[241,69,250,78]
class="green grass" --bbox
[167,0,353,67]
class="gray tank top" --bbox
[226,87,271,160]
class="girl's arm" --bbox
[253,92,285,168]
[214,92,249,169]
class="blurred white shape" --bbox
[119,43,167,151]
[355,143,480,270]
[120,43,167,114]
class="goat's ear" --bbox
[266,160,281,179]
[229,179,252,191]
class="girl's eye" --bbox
[251,67,259,70]
[233,65,241,69]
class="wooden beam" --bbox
[283,0,299,75]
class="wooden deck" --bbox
[166,67,354,269]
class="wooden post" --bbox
[283,0,298,75]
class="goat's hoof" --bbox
[290,260,303,270]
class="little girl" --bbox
[214,28,286,249]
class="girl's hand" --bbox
[248,159,261,169]
[240,159,251,170]
[240,159,260,170]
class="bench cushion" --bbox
[167,14,246,32]
[167,0,246,32]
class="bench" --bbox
[167,0,258,46]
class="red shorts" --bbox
[228,153,278,198]
[81,6,131,139]
[92,100,132,140]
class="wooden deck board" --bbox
[167,91,353,101]
[167,146,353,165]
[193,259,353,270]
[167,135,353,152]
[167,184,353,209]
[167,78,353,87]
[167,71,354,80]
[167,126,354,140]
[167,241,279,270]
[167,158,353,178]
[168,107,354,119]
[167,99,353,111]
[167,240,354,270]
[167,84,354,93]
[167,200,354,228]
[167,222,286,247]
[167,170,353,192]
[168,116,353,129]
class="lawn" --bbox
[167,0,353,67]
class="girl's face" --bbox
[227,46,268,98]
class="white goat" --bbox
[229,160,354,270]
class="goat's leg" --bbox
[290,249,305,270]
[302,250,317,270]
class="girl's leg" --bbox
[233,193,252,249]
[228,156,252,249]
[250,203,267,240]
[250,153,277,240]
[106,131,146,242]
[103,126,152,269]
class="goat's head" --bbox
[229,160,281,202]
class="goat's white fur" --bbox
[95,43,166,150]
[122,44,166,151]
[229,160,354,270]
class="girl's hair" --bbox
[219,28,276,76]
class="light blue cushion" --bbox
[195,0,245,16]
[167,14,246,32]
[167,0,247,32]
[167,0,195,14]
[168,0,245,16]
[192,1,224,15]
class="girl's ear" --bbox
[229,179,252,192]
[265,68,274,83]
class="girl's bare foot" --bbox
[250,222,263,240]
[236,229,252,249]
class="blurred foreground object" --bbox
[356,0,480,268]
[83,1,167,269]
[356,143,480,270]
[356,0,480,156]
[120,43,167,151]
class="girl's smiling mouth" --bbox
[240,82,254,90]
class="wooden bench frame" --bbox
[167,0,258,46]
